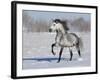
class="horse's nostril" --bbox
[49,29,52,32]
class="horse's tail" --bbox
[78,37,84,51]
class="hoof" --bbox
[70,58,72,61]
[53,53,56,55]
[52,51,56,56]
[57,60,60,63]
[52,52,56,56]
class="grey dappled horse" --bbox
[49,19,83,63]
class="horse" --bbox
[49,19,83,63]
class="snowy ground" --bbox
[22,32,91,69]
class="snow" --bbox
[22,32,91,69]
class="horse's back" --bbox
[70,33,79,39]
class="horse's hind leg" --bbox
[69,48,73,61]
[51,43,56,55]
[76,44,81,57]
[76,44,83,61]
[57,47,64,63]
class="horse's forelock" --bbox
[53,19,61,23]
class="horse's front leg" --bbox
[51,43,56,55]
[57,47,64,63]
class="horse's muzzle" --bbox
[49,29,52,32]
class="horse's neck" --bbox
[57,30,68,36]
[55,31,67,42]
[55,31,69,42]
[55,31,61,42]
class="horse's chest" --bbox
[56,34,62,43]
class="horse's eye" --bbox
[53,23,56,26]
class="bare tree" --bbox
[23,12,50,32]
[22,12,34,32]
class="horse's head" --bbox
[49,19,69,34]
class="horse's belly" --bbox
[60,40,73,47]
